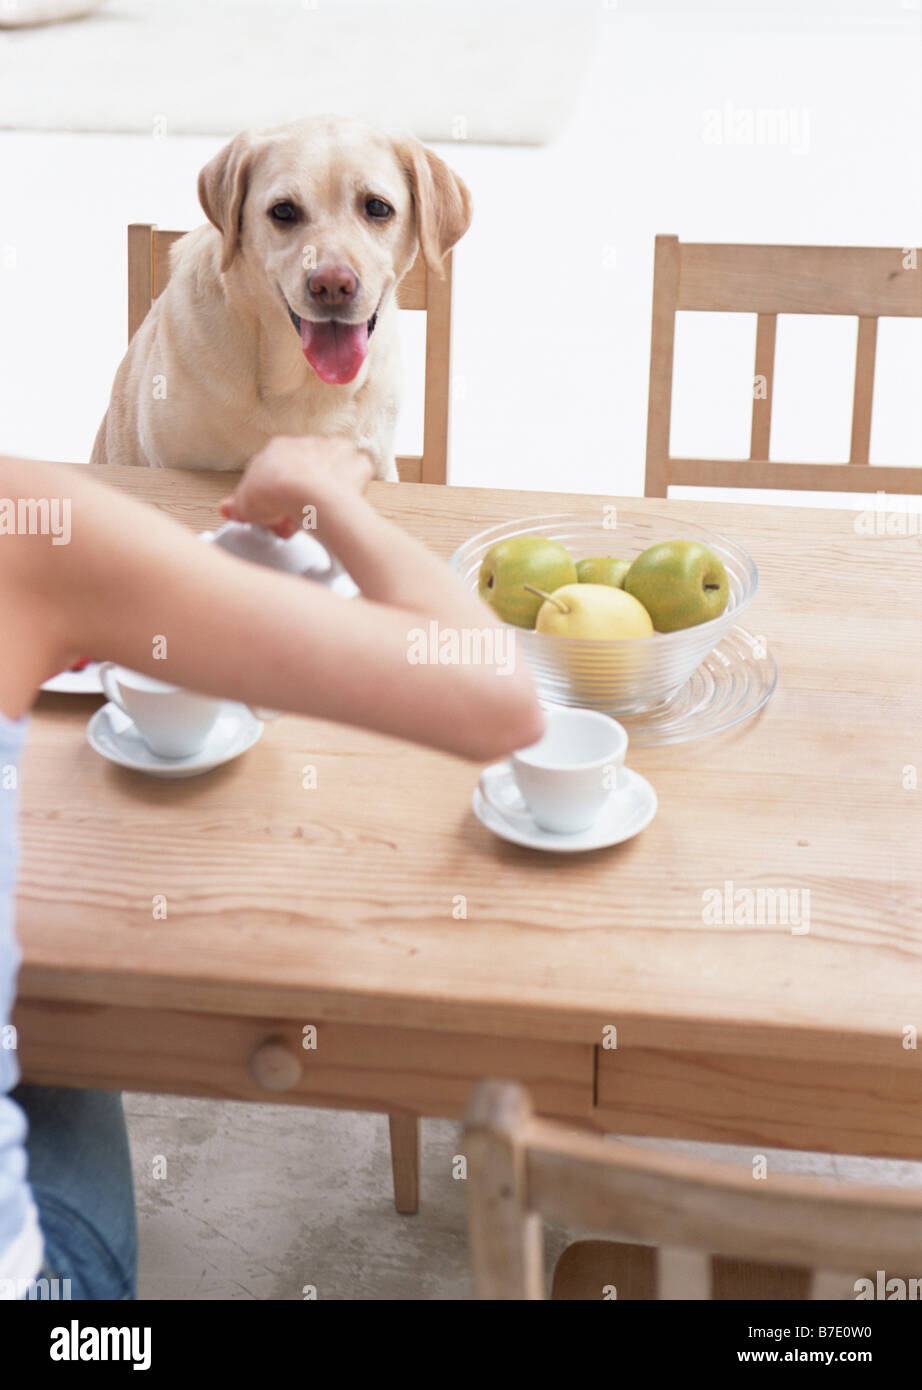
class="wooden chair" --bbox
[464,1081,922,1300]
[644,235,922,497]
[126,223,455,484]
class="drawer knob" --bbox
[249,1037,302,1092]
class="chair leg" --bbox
[388,1113,421,1214]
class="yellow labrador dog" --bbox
[91,116,472,480]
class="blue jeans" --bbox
[10,1085,137,1300]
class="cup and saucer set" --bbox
[86,667,267,779]
[473,706,657,853]
[80,521,358,778]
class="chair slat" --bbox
[421,252,452,484]
[810,1268,861,1300]
[678,242,920,317]
[396,253,427,310]
[644,235,680,497]
[525,1136,922,1273]
[657,1246,710,1300]
[712,1256,810,1300]
[668,458,922,494]
[127,224,154,342]
[152,230,186,300]
[396,455,422,483]
[749,313,777,460]
[849,316,878,465]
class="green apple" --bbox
[624,540,730,632]
[478,537,577,628]
[576,556,631,589]
[529,583,654,640]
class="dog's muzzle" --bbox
[285,302,378,339]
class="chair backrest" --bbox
[464,1080,922,1300]
[126,223,454,484]
[644,234,922,497]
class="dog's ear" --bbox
[394,136,472,276]
[198,132,255,272]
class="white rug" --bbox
[0,0,600,144]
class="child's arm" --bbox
[0,443,544,761]
[220,435,514,631]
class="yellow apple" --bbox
[531,584,654,640]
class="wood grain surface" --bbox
[15,468,922,1086]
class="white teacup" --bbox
[98,665,228,760]
[480,707,628,834]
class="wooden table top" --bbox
[17,466,922,1067]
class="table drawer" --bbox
[594,1045,922,1160]
[14,999,595,1121]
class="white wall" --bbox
[0,2,919,508]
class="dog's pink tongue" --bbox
[299,318,369,384]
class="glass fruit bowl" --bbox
[451,512,759,715]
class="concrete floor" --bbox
[127,1093,572,1300]
[125,1093,922,1300]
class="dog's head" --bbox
[198,115,472,385]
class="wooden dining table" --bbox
[13,465,922,1196]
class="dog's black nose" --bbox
[307,264,358,308]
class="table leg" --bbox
[388,1113,421,1214]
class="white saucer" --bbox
[87,702,264,778]
[41,661,103,695]
[473,763,657,852]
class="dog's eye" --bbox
[365,197,393,220]
[269,203,298,223]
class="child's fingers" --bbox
[220,494,297,538]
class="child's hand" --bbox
[219,436,375,538]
